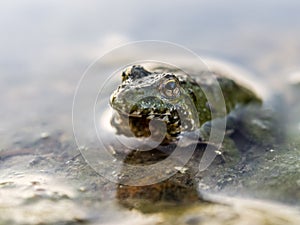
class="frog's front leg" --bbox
[198,118,241,166]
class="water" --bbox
[0,1,300,224]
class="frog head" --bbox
[110,65,199,141]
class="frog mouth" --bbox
[116,108,173,121]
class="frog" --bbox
[110,65,263,152]
[109,64,278,210]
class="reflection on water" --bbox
[1,1,300,224]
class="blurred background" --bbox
[1,0,300,146]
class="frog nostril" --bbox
[110,95,116,104]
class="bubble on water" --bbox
[72,41,227,185]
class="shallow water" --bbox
[1,1,300,224]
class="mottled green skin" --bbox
[110,65,261,143]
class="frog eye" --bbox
[161,79,181,98]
